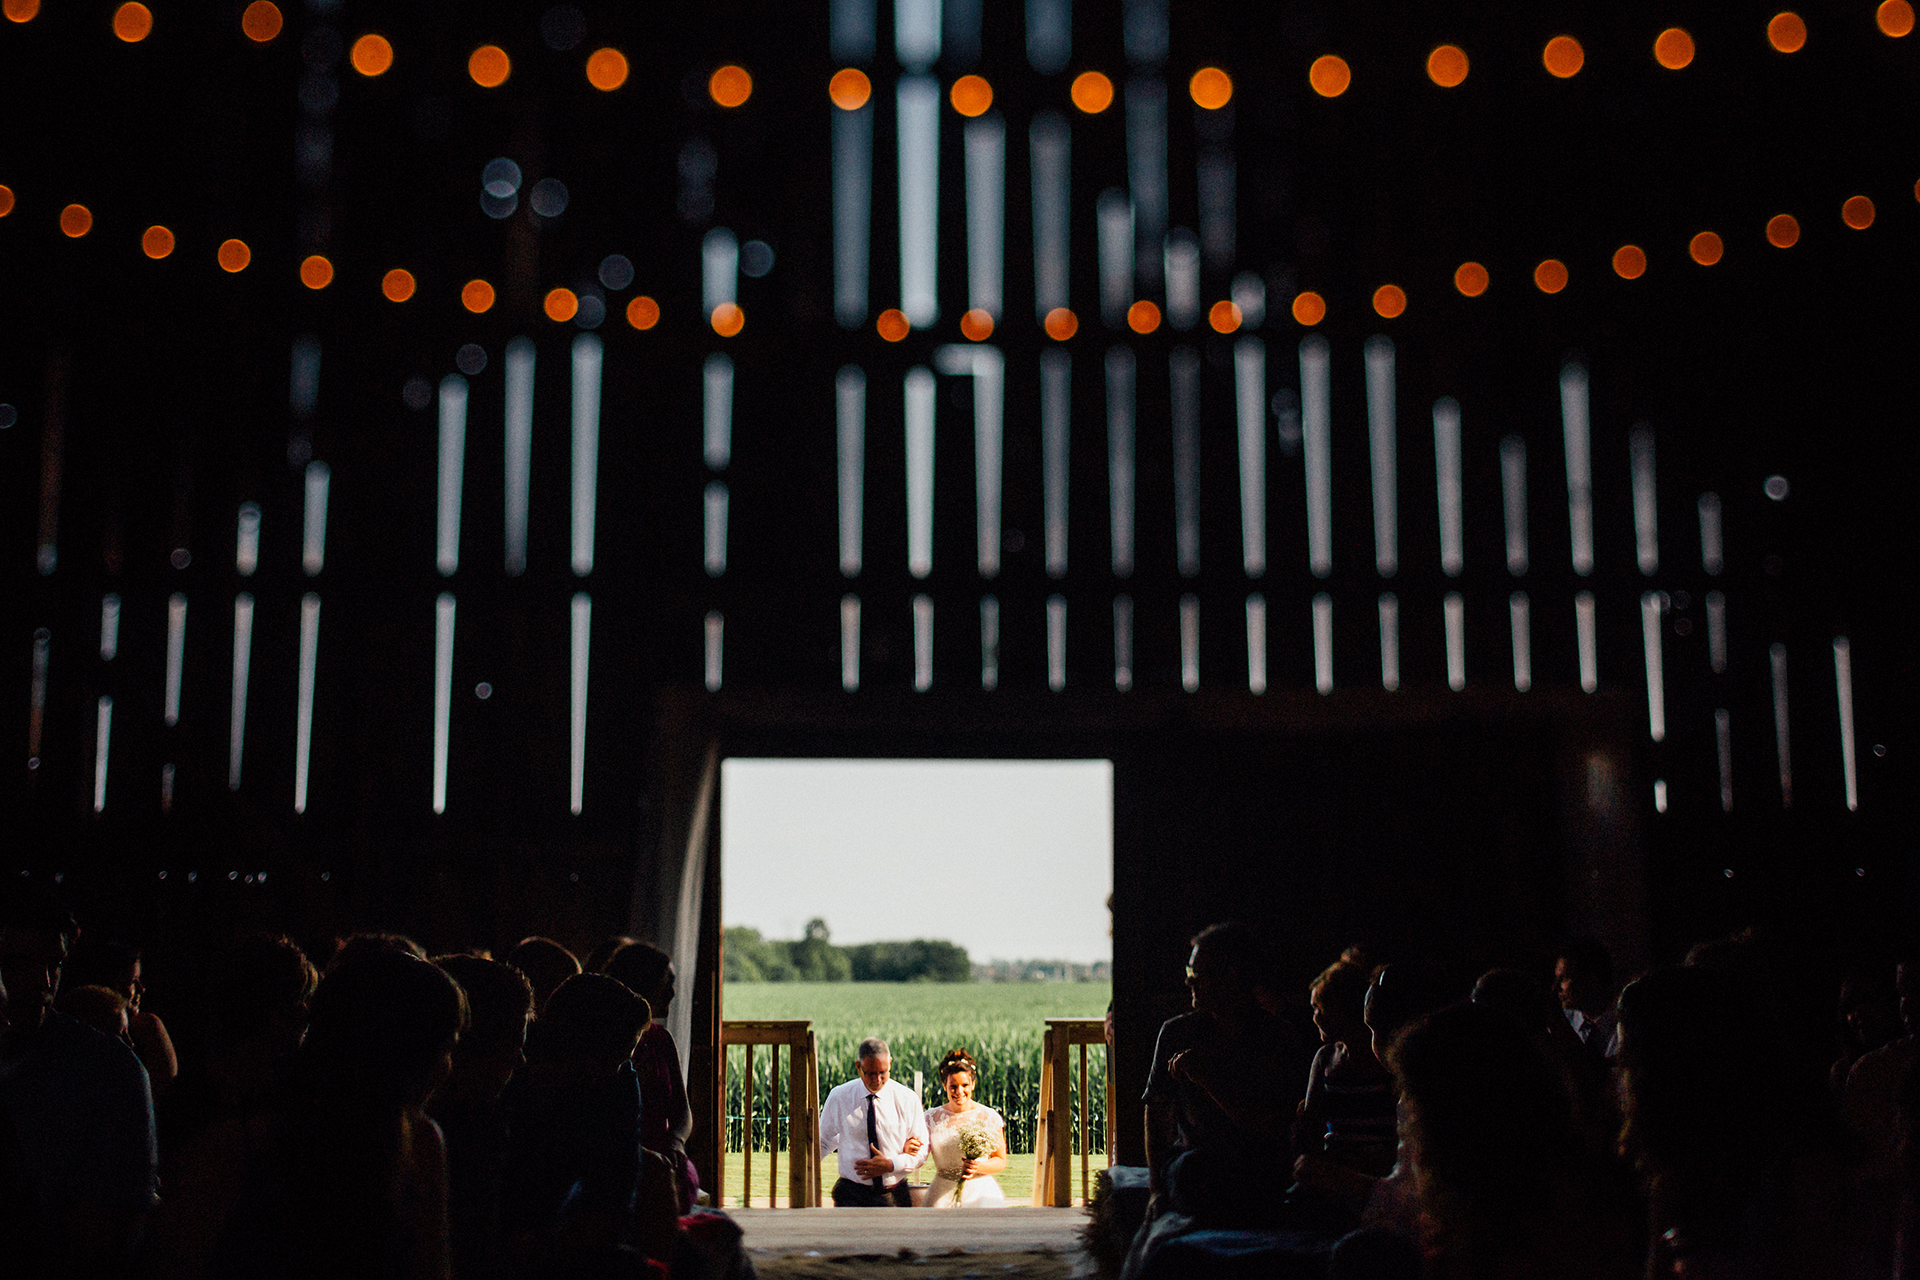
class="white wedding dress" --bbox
[922,1103,1009,1207]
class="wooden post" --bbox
[1078,1040,1091,1205]
[769,1044,780,1207]
[742,1043,754,1207]
[1050,1022,1072,1206]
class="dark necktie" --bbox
[866,1093,881,1185]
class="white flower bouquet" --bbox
[950,1117,998,1205]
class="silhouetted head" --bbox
[211,933,319,1051]
[328,932,428,970]
[507,936,582,1015]
[436,955,534,1101]
[1554,938,1615,1018]
[1365,962,1443,1064]
[1311,951,1375,1047]
[1187,922,1264,1017]
[583,935,638,975]
[62,937,142,1003]
[1472,968,1562,1035]
[0,878,77,1037]
[604,941,674,1017]
[529,973,649,1075]
[302,951,467,1108]
[56,983,129,1040]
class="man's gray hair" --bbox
[856,1037,890,1061]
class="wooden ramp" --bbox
[732,1207,1087,1258]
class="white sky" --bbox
[720,759,1113,964]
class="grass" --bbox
[717,982,1113,1208]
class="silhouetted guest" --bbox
[1834,963,1903,1096]
[1845,954,1917,1274]
[144,950,465,1280]
[62,937,178,1096]
[54,984,129,1040]
[431,957,534,1280]
[502,973,669,1271]
[583,935,638,976]
[1554,937,1619,1059]
[1619,965,1847,1280]
[0,880,158,1278]
[1471,967,1617,1160]
[1297,951,1399,1179]
[1392,1001,1636,1280]
[1142,923,1302,1226]
[507,937,583,1016]
[328,931,430,969]
[605,940,699,1209]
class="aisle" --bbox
[733,1206,1087,1274]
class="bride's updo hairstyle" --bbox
[938,1048,978,1082]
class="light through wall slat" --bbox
[1030,112,1070,319]
[1706,590,1729,674]
[1434,398,1463,576]
[302,462,330,576]
[1834,637,1858,811]
[1364,336,1398,578]
[571,335,603,577]
[841,595,862,692]
[236,502,261,576]
[1716,708,1734,812]
[164,594,188,726]
[894,0,941,67]
[1179,594,1199,692]
[1300,337,1333,578]
[1048,595,1067,691]
[433,594,455,814]
[1125,77,1167,295]
[1560,362,1594,575]
[980,595,999,690]
[504,339,535,576]
[1630,427,1658,575]
[1378,593,1400,692]
[294,593,321,813]
[703,483,729,576]
[1245,594,1267,694]
[1499,435,1528,575]
[1164,229,1200,330]
[93,696,112,813]
[1312,593,1334,694]
[1113,595,1134,691]
[229,593,254,790]
[1771,642,1792,808]
[704,354,734,470]
[1698,492,1724,575]
[1042,351,1071,578]
[905,367,936,577]
[1097,191,1133,327]
[1575,591,1598,693]
[1640,592,1666,741]
[1444,592,1466,691]
[913,594,934,691]
[100,593,121,661]
[703,229,739,315]
[570,593,592,815]
[705,613,724,693]
[833,101,874,327]
[1106,348,1136,576]
[897,76,942,327]
[1026,0,1070,73]
[1234,337,1266,577]
[1510,592,1532,692]
[437,375,468,576]
[1171,347,1200,577]
[963,114,1005,319]
[837,367,866,576]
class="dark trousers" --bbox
[832,1177,911,1207]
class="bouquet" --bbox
[950,1116,998,1206]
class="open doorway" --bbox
[716,758,1113,1207]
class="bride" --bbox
[922,1048,1010,1207]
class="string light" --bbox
[240,1,281,42]
[1842,195,1876,229]
[586,48,628,91]
[60,204,92,238]
[1127,300,1161,333]
[300,255,333,289]
[462,279,496,313]
[0,186,12,217]
[1654,28,1696,70]
[1428,45,1469,87]
[218,239,251,272]
[1767,214,1800,247]
[1455,262,1489,296]
[1614,245,1648,279]
[1044,307,1078,340]
[1767,12,1807,52]
[1189,68,1233,109]
[382,269,416,301]
[626,296,660,329]
[1372,284,1406,318]
[1309,55,1351,97]
[4,0,39,22]
[711,302,745,336]
[1534,259,1569,293]
[960,309,994,340]
[545,288,579,322]
[1208,300,1241,333]
[1071,71,1114,113]
[1690,231,1724,265]
[1292,292,1327,325]
[1543,36,1585,78]
[950,74,992,116]
[1879,1,1914,38]
[142,225,174,258]
[830,68,871,110]
[113,3,153,43]
[469,45,510,88]
[350,34,393,76]
[709,65,752,107]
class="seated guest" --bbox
[502,973,675,1270]
[431,956,534,1280]
[583,936,638,977]
[61,937,178,1096]
[507,937,583,1017]
[144,950,465,1280]
[327,931,430,968]
[1472,967,1617,1160]
[54,984,130,1041]
[1143,923,1303,1226]
[1391,1001,1636,1280]
[605,941,700,1210]
[1297,951,1398,1180]
[1554,937,1619,1059]
[0,880,158,1278]
[1832,965,1901,1096]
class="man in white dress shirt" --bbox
[818,1037,927,1206]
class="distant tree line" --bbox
[724,919,971,983]
[972,958,1113,983]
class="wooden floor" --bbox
[733,1206,1088,1258]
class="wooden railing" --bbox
[721,1020,820,1208]
[1032,1017,1113,1206]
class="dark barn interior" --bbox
[2,0,1917,1269]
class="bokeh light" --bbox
[876,309,910,342]
[710,65,752,107]
[218,239,251,272]
[950,74,993,116]
[1879,0,1914,37]
[350,34,393,76]
[1127,300,1161,333]
[241,1,281,43]
[1207,300,1241,333]
[1292,292,1326,325]
[1613,245,1648,279]
[830,68,872,110]
[300,255,333,289]
[60,204,92,238]
[1842,195,1876,229]
[1044,307,1079,340]
[462,279,496,313]
[1189,67,1233,109]
[1543,36,1585,78]
[1454,261,1489,296]
[1309,55,1351,97]
[1534,259,1569,293]
[1768,12,1806,52]
[1689,231,1724,265]
[1372,285,1406,318]
[711,302,745,337]
[113,3,152,42]
[586,48,628,90]
[626,295,660,330]
[0,185,14,216]
[382,269,415,301]
[544,288,579,322]
[1071,71,1114,113]
[1654,28,1695,69]
[1767,214,1800,247]
[469,45,510,88]
[4,0,39,22]
[142,225,174,258]
[1427,45,1469,87]
[960,309,995,341]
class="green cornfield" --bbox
[722,982,1112,1157]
